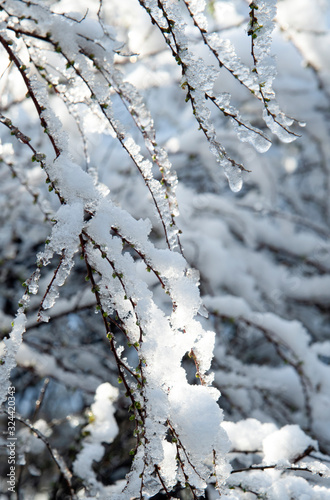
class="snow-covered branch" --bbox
[1,0,330,498]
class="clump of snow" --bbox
[169,384,223,458]
[73,383,119,488]
[0,313,26,405]
[222,418,277,452]
[50,155,99,204]
[45,202,84,256]
[263,425,318,464]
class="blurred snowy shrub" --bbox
[0,0,330,498]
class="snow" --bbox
[44,202,84,255]
[169,384,223,457]
[49,156,99,205]
[1,0,330,498]
[73,383,119,489]
[0,313,26,405]
[263,425,318,464]
[223,419,277,452]
[158,440,177,489]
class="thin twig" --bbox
[2,409,75,498]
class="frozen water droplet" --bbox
[198,304,209,318]
[263,109,296,143]
[42,288,59,310]
[224,164,243,193]
[26,269,41,295]
[234,121,271,153]
[38,311,50,323]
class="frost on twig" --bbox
[139,0,300,192]
[0,2,231,497]
[247,0,299,142]
[223,420,330,497]
[1,1,329,499]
